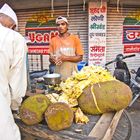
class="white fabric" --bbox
[56,16,68,24]
[0,93,21,140]
[0,23,27,140]
[0,3,18,26]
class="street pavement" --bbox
[127,98,140,140]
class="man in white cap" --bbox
[49,16,84,80]
[0,3,27,140]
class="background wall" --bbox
[5,0,140,72]
[16,5,88,71]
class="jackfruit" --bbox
[78,80,132,115]
[45,102,74,131]
[20,94,51,125]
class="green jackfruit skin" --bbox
[20,94,51,125]
[45,102,74,131]
[78,80,132,115]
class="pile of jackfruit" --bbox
[58,65,115,107]
[19,66,132,131]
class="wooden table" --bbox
[15,110,124,140]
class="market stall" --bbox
[0,1,137,139]
[15,65,132,140]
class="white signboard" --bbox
[88,1,107,66]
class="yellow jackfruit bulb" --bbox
[74,108,89,124]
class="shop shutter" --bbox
[107,6,140,72]
[16,5,88,72]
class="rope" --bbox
[51,0,54,17]
[67,0,69,17]
[91,85,102,113]
[83,0,86,11]
[117,0,120,13]
[100,0,103,8]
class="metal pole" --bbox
[26,53,31,91]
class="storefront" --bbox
[4,0,140,72]
[107,5,140,72]
[16,4,88,71]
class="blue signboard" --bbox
[123,26,140,44]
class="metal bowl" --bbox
[43,73,61,85]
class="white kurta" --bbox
[0,24,27,140]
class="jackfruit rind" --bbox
[45,102,74,131]
[20,94,51,125]
[78,80,132,115]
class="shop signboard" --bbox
[123,25,140,53]
[88,1,107,66]
[25,12,58,54]
[25,27,58,54]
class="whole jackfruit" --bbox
[78,80,132,115]
[20,94,51,125]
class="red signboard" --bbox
[25,27,59,54]
[124,45,140,53]
[27,47,49,54]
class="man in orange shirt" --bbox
[49,16,84,80]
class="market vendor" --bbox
[0,3,27,140]
[49,16,84,80]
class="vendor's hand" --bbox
[50,53,67,65]
[59,54,67,61]
[55,57,63,65]
[55,53,68,65]
[49,55,57,64]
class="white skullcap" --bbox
[56,16,68,24]
[0,3,18,26]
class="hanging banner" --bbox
[123,25,140,53]
[88,1,107,66]
[25,11,59,54]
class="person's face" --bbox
[10,24,16,30]
[2,15,16,30]
[56,21,68,34]
[7,17,16,30]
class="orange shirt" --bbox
[49,34,84,80]
[49,34,84,56]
